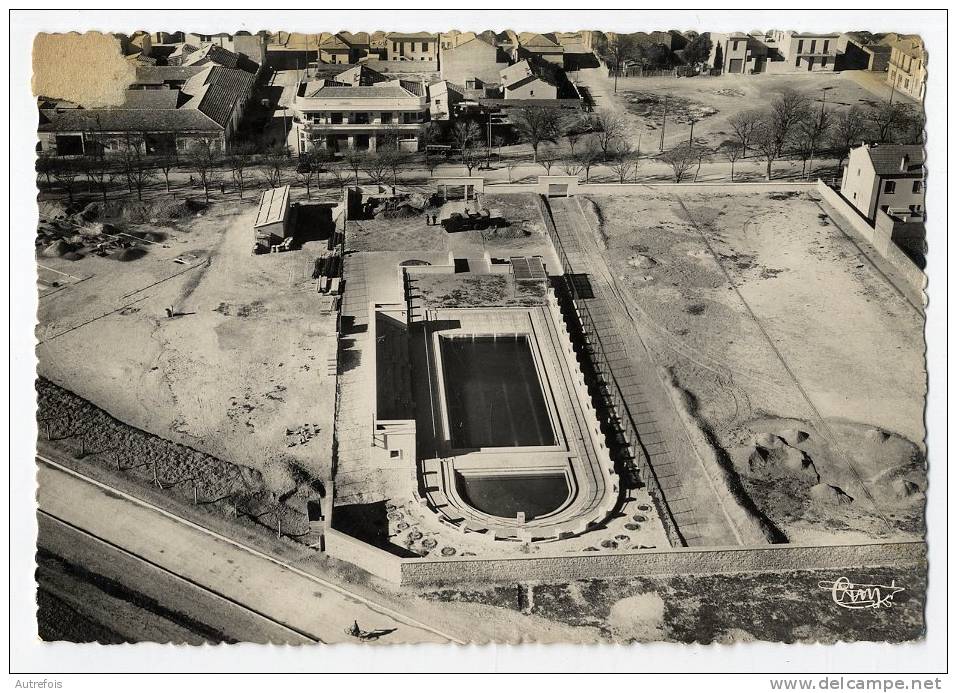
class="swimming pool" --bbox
[440,335,555,449]
[454,471,570,520]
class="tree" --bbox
[295,151,320,199]
[589,109,626,158]
[752,89,811,180]
[185,138,221,203]
[830,106,868,169]
[51,159,81,205]
[155,153,177,194]
[359,150,390,185]
[121,137,157,200]
[718,139,743,182]
[865,101,909,143]
[712,43,724,71]
[342,146,366,186]
[260,145,289,188]
[510,105,562,162]
[327,164,349,191]
[603,33,639,93]
[796,103,832,179]
[451,120,482,164]
[78,151,116,203]
[727,110,763,157]
[538,146,560,175]
[684,33,713,67]
[227,141,257,199]
[607,141,639,183]
[575,137,603,182]
[36,152,57,190]
[560,158,584,178]
[658,143,699,183]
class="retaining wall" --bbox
[815,180,927,292]
[396,540,925,585]
[324,527,402,583]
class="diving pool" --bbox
[454,472,570,520]
[440,335,555,449]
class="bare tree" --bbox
[600,32,639,93]
[260,145,289,188]
[727,109,763,157]
[295,151,320,199]
[589,109,626,158]
[380,143,409,186]
[451,121,482,165]
[830,106,868,169]
[865,101,910,143]
[510,105,562,162]
[560,158,584,178]
[575,137,603,182]
[51,158,81,205]
[658,143,699,183]
[718,139,743,182]
[359,150,390,185]
[36,152,56,190]
[752,89,811,180]
[227,141,257,199]
[155,153,177,194]
[607,141,638,183]
[538,145,560,175]
[342,146,366,186]
[185,138,221,203]
[327,164,349,192]
[121,136,157,200]
[78,151,117,204]
[796,104,832,179]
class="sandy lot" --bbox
[581,188,926,543]
[37,196,339,484]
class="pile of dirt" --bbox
[68,198,204,227]
[628,254,658,269]
[38,200,71,222]
[40,238,79,258]
[621,91,718,127]
[114,247,148,262]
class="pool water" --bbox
[455,472,570,520]
[440,335,555,449]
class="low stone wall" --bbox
[577,182,818,194]
[397,540,925,585]
[815,180,927,293]
[324,527,402,583]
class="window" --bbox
[810,40,817,53]
[529,90,534,96]
[330,113,343,124]
[392,41,398,51]
[852,192,857,200]
[797,39,804,52]
[795,56,801,67]
[389,450,401,459]
[381,112,392,124]
[822,56,828,68]
[733,40,741,51]
[823,40,829,53]
[421,42,428,51]
[410,42,416,52]
[883,180,897,194]
[912,180,922,193]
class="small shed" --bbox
[254,185,291,249]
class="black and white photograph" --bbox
[7,6,949,684]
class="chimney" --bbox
[900,154,909,171]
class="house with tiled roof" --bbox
[385,32,439,63]
[318,32,372,65]
[37,63,255,156]
[516,32,564,65]
[292,63,429,154]
[440,36,510,88]
[500,59,559,100]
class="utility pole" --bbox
[659,95,668,151]
[688,118,695,146]
[486,109,492,169]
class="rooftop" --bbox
[861,143,926,177]
[255,185,291,227]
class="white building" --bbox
[292,65,428,153]
[841,143,925,222]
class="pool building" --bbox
[365,255,621,543]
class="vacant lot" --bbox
[37,194,338,484]
[582,188,925,543]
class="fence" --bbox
[533,194,687,549]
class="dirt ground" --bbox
[36,194,339,486]
[581,189,926,544]
[584,68,904,153]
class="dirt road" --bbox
[36,457,460,645]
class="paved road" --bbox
[36,457,459,644]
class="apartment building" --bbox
[887,35,927,101]
[385,32,439,62]
[292,64,428,153]
[765,30,841,72]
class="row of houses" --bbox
[707,30,926,101]
[37,42,259,157]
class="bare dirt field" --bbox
[585,68,900,153]
[580,188,926,544]
[37,193,339,490]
